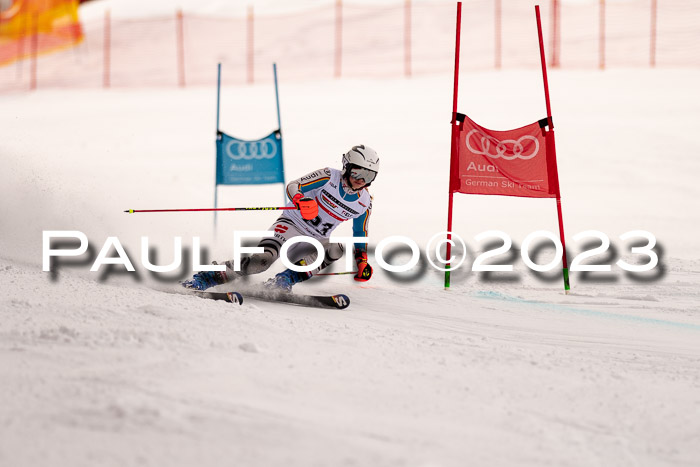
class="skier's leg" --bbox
[293,241,345,277]
[224,240,279,277]
[182,216,300,290]
[265,241,345,291]
[223,216,340,280]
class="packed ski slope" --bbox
[1,42,700,467]
[2,253,699,466]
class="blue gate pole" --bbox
[273,63,287,204]
[214,63,221,230]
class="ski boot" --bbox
[181,266,229,291]
[264,269,303,293]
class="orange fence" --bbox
[0,0,83,90]
[1,0,698,92]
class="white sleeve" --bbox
[285,168,332,201]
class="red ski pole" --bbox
[316,271,357,276]
[124,206,297,214]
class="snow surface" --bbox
[2,2,700,465]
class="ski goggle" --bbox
[349,166,377,184]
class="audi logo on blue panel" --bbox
[225,139,278,160]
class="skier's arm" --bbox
[286,168,332,201]
[352,198,373,282]
[351,202,371,254]
[285,168,330,220]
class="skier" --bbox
[182,145,379,292]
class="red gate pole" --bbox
[176,9,185,87]
[103,9,111,88]
[599,0,605,70]
[495,0,501,69]
[650,0,657,67]
[536,5,570,294]
[335,0,342,78]
[445,2,462,290]
[247,5,254,84]
[404,0,412,77]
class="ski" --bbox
[194,289,350,310]
[245,290,350,309]
[191,291,244,305]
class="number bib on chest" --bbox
[288,169,370,238]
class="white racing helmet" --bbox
[341,145,380,187]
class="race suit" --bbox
[224,167,372,278]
